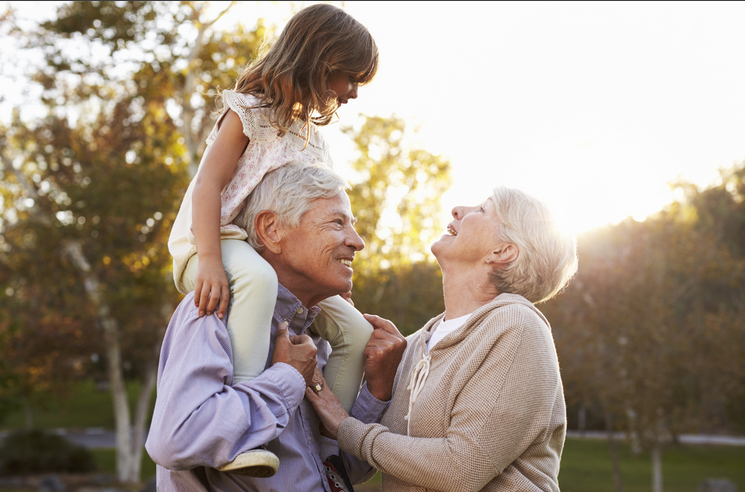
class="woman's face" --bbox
[431,198,502,265]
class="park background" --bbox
[0,1,744,491]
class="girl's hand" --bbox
[194,255,230,319]
[305,367,349,439]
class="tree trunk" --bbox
[24,404,33,430]
[129,358,157,481]
[129,301,170,481]
[652,443,663,492]
[604,411,623,492]
[63,240,138,483]
[626,407,642,456]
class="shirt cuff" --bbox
[350,382,390,424]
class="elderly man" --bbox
[146,162,405,491]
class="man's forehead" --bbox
[309,193,355,219]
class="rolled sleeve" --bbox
[145,301,306,470]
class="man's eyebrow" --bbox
[331,209,357,224]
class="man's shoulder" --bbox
[166,293,230,343]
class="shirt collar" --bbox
[275,283,321,336]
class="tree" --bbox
[544,177,745,492]
[0,1,265,483]
[344,115,452,334]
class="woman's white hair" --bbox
[488,187,578,304]
[233,161,347,249]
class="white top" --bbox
[426,312,472,352]
[168,91,333,293]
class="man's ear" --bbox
[488,243,519,265]
[255,211,283,254]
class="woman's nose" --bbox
[452,206,465,220]
[348,84,358,99]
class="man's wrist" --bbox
[365,381,391,402]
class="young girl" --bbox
[167,3,378,477]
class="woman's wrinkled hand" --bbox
[305,367,349,439]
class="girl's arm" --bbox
[192,109,249,319]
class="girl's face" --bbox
[327,72,358,105]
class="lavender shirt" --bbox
[145,285,387,491]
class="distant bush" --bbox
[0,429,96,475]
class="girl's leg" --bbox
[313,296,374,413]
[183,240,280,477]
[183,239,278,383]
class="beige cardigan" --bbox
[338,294,566,492]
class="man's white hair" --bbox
[233,161,348,250]
[488,187,578,304]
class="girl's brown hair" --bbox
[234,3,378,137]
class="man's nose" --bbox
[346,227,365,251]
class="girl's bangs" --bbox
[349,46,379,85]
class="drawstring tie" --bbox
[405,351,431,435]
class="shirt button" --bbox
[297,308,304,314]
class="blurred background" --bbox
[0,2,743,491]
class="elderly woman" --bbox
[307,186,578,492]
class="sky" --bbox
[4,1,745,234]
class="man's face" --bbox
[276,191,364,307]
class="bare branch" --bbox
[0,143,53,227]
[0,143,40,202]
[186,1,236,68]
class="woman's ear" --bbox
[255,211,283,254]
[488,243,519,265]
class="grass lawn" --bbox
[91,448,157,480]
[353,439,745,492]
[559,438,745,492]
[2,384,743,492]
[0,381,154,431]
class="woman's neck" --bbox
[440,264,500,319]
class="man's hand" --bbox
[362,314,407,401]
[271,322,318,385]
[193,255,230,319]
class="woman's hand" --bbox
[305,368,349,439]
[193,255,230,319]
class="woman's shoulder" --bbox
[473,294,551,338]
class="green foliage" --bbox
[345,115,452,270]
[344,115,452,332]
[543,161,745,448]
[0,0,267,405]
[0,1,266,481]
[0,429,96,475]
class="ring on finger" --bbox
[311,383,324,394]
